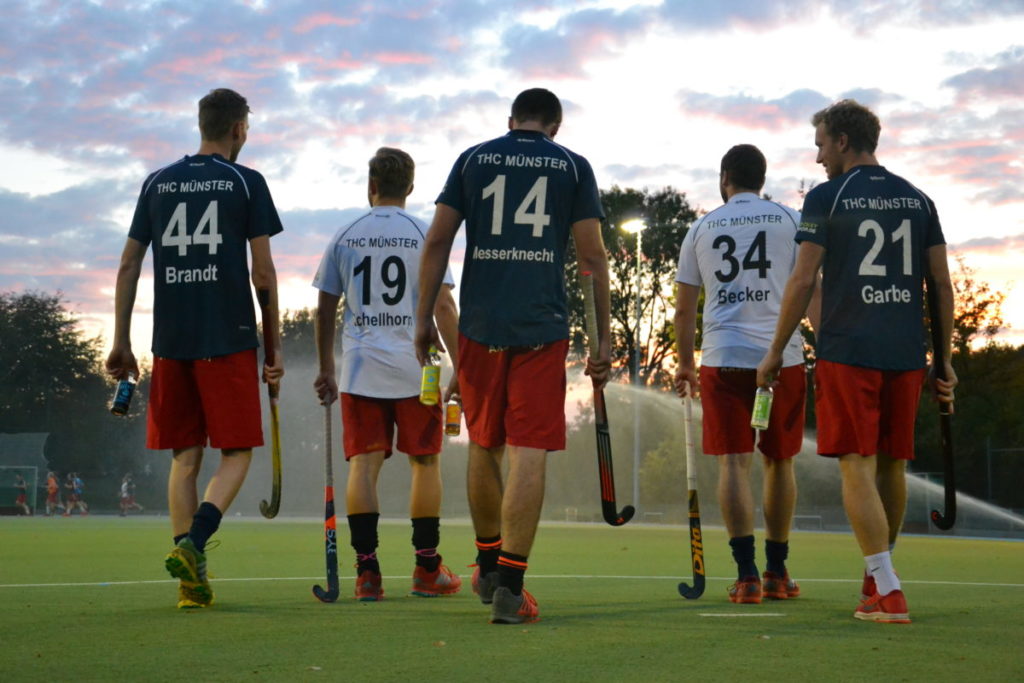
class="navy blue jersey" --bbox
[797,165,945,370]
[436,130,603,346]
[128,154,283,359]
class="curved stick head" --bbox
[605,504,635,526]
[312,584,339,603]
[259,499,278,519]
[930,508,955,530]
[678,579,705,599]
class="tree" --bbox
[565,186,699,388]
[0,291,104,432]
[948,253,1006,354]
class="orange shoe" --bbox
[354,570,383,602]
[762,571,800,600]
[728,576,762,604]
[490,586,540,624]
[411,562,462,597]
[470,565,500,605]
[861,571,877,600]
[854,589,911,624]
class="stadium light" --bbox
[621,219,646,514]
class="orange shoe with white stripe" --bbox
[854,589,911,624]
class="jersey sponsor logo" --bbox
[861,284,912,304]
[155,179,235,194]
[717,286,771,304]
[472,245,555,263]
[840,196,923,211]
[165,264,218,284]
[799,221,819,234]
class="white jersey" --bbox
[676,192,804,368]
[313,206,455,398]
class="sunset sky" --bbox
[2,0,1022,356]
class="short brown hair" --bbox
[369,147,415,198]
[721,144,766,192]
[198,88,250,141]
[811,99,881,154]
[511,88,562,126]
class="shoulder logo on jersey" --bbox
[798,221,818,234]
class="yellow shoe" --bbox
[177,580,215,609]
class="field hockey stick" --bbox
[678,394,705,598]
[313,402,340,602]
[581,271,635,527]
[258,290,282,519]
[926,278,956,530]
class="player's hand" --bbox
[414,320,442,366]
[674,364,698,399]
[263,347,284,387]
[105,345,139,381]
[756,351,782,390]
[443,375,461,404]
[928,359,957,413]
[585,340,611,391]
[314,371,338,406]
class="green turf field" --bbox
[1,517,1021,682]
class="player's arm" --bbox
[673,282,701,399]
[805,271,823,334]
[415,203,461,365]
[926,244,957,403]
[250,234,283,386]
[105,237,146,380]
[572,217,611,390]
[314,290,341,406]
[433,284,461,401]
[757,241,824,388]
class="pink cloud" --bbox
[373,51,435,66]
[293,13,359,34]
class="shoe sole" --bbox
[411,587,461,597]
[165,549,201,584]
[490,615,541,625]
[854,610,910,624]
[729,596,763,604]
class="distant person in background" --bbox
[313,147,462,601]
[119,473,144,516]
[14,472,32,515]
[674,144,815,604]
[45,471,62,516]
[63,472,88,516]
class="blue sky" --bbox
[1,0,1022,351]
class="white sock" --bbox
[864,551,901,596]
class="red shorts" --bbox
[699,364,806,460]
[147,349,263,451]
[16,494,27,505]
[47,491,58,503]
[340,393,442,459]
[458,334,569,451]
[814,359,926,459]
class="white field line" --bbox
[699,613,787,618]
[2,575,1023,590]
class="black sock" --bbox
[349,512,380,574]
[475,535,502,574]
[497,551,528,596]
[173,533,188,546]
[729,535,757,580]
[765,539,789,576]
[188,502,222,553]
[412,517,441,571]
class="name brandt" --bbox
[166,264,218,284]
[355,311,414,327]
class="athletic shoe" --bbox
[854,589,911,624]
[762,571,800,600]
[470,565,500,605]
[490,586,540,624]
[165,537,213,608]
[177,581,214,609]
[861,571,877,600]
[411,562,462,597]
[728,575,763,604]
[355,569,384,601]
